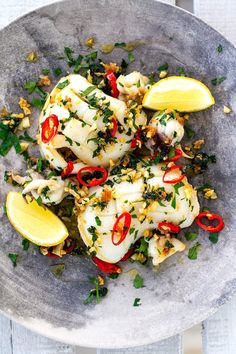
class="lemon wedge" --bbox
[6,192,68,247]
[143,76,215,112]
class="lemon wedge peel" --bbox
[143,76,215,112]
[6,191,69,247]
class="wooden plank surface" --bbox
[195,0,236,353]
[202,297,236,354]
[98,336,182,354]
[194,0,236,46]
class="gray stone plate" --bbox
[0,0,236,348]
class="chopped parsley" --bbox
[185,232,198,241]
[35,196,43,206]
[136,238,148,257]
[31,97,45,110]
[174,182,184,195]
[211,77,226,86]
[0,122,22,156]
[8,253,18,267]
[80,85,96,97]
[84,276,108,305]
[54,67,62,76]
[133,298,141,307]
[42,68,50,75]
[114,42,126,48]
[133,274,144,289]
[22,238,30,251]
[171,195,176,209]
[95,216,101,226]
[19,131,36,143]
[87,225,98,243]
[188,242,201,260]
[209,232,219,244]
[57,79,70,89]
[128,52,135,63]
[184,123,195,139]
[64,47,75,66]
[217,44,223,53]
[177,67,186,76]
[23,80,37,93]
[157,63,168,71]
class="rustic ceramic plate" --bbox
[0,0,236,348]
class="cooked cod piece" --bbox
[117,71,149,101]
[146,110,184,152]
[39,74,147,171]
[77,163,199,265]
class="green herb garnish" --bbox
[188,242,201,260]
[95,216,101,226]
[177,67,186,76]
[57,79,70,89]
[8,253,18,267]
[209,232,219,244]
[22,238,30,251]
[31,97,45,110]
[174,182,184,195]
[133,298,141,307]
[157,63,168,71]
[54,67,62,76]
[211,77,226,86]
[24,81,37,94]
[185,232,198,241]
[184,124,195,139]
[42,68,50,75]
[133,274,144,289]
[217,44,223,53]
[128,52,135,63]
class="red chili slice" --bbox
[46,239,76,258]
[77,166,108,187]
[61,161,74,178]
[163,165,185,184]
[195,212,225,233]
[112,212,132,246]
[158,222,181,234]
[41,114,59,143]
[165,149,183,162]
[131,129,142,149]
[110,118,118,137]
[92,257,121,273]
[105,70,119,98]
[120,248,134,261]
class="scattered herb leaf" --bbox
[8,253,18,267]
[188,242,201,260]
[209,232,219,244]
[22,238,30,251]
[185,232,198,241]
[133,297,141,307]
[133,274,144,289]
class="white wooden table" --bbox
[1,1,236,353]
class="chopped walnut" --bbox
[85,37,95,47]
[19,97,31,116]
[144,125,156,138]
[38,75,51,87]
[97,275,105,286]
[101,188,112,203]
[223,105,231,114]
[0,107,9,117]
[103,62,120,73]
[203,188,217,200]
[26,51,38,63]
[193,139,205,150]
[176,113,185,125]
